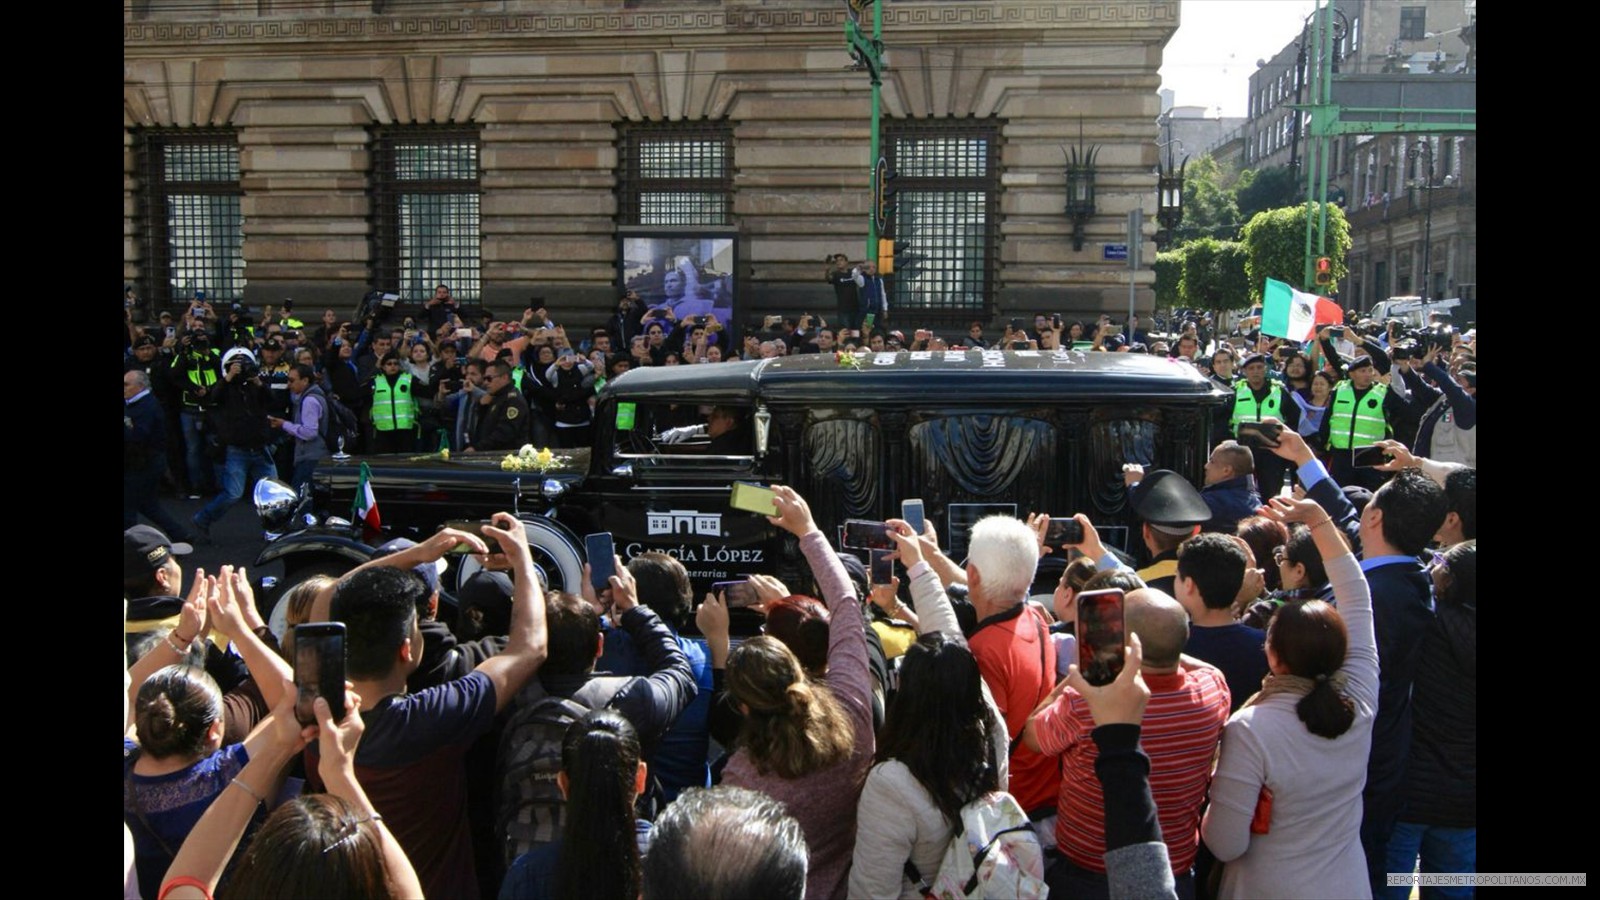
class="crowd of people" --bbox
[125,275,1477,898]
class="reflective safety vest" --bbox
[510,367,529,395]
[174,350,219,408]
[1327,381,1388,449]
[1229,381,1283,432]
[281,315,304,329]
[371,373,416,432]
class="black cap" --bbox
[1130,470,1212,535]
[1348,355,1375,372]
[124,525,193,580]
[132,334,157,348]
[455,570,514,639]
[1241,352,1270,368]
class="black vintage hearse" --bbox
[273,349,1229,601]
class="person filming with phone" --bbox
[1022,586,1229,898]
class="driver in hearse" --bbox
[657,405,750,454]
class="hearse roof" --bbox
[602,349,1230,406]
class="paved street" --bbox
[160,495,286,594]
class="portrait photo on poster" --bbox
[618,231,739,329]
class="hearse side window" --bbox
[613,401,757,459]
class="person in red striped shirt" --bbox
[1023,588,1230,899]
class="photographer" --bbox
[424,282,460,332]
[825,254,860,334]
[170,329,221,499]
[191,347,277,542]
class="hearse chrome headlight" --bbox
[253,478,299,533]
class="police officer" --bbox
[191,347,275,542]
[170,329,220,498]
[1121,466,1211,595]
[1317,353,1394,491]
[369,351,418,454]
[471,359,531,452]
[1230,352,1298,497]
[277,298,305,331]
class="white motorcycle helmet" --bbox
[221,346,257,369]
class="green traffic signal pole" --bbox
[1301,2,1333,292]
[846,1,885,262]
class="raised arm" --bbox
[208,566,292,709]
[887,517,956,641]
[769,485,873,717]
[607,561,697,743]
[473,512,550,713]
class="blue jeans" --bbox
[1385,822,1476,900]
[179,409,212,493]
[196,446,277,527]
[289,458,319,495]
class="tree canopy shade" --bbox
[1235,165,1301,222]
[1241,202,1351,301]
[1178,238,1252,313]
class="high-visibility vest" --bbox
[1229,381,1283,432]
[1327,381,1388,449]
[371,373,416,432]
[173,350,219,408]
[281,315,304,329]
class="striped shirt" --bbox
[1033,666,1230,874]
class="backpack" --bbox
[905,792,1048,900]
[311,385,360,453]
[495,675,632,864]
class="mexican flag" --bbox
[1261,278,1342,341]
[351,461,381,537]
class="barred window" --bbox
[372,128,481,302]
[618,122,733,226]
[885,121,1000,316]
[1399,7,1426,41]
[137,130,245,305]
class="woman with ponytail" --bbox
[1201,495,1379,898]
[124,665,278,899]
[500,710,650,900]
[721,485,875,900]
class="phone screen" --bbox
[1077,589,1126,687]
[1010,341,1031,350]
[1236,422,1283,449]
[900,499,926,536]
[729,482,779,517]
[1351,445,1391,468]
[294,623,346,726]
[870,548,894,586]
[585,533,616,590]
[1045,517,1084,547]
[712,580,759,608]
[843,520,893,551]
[442,520,498,554]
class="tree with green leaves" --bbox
[1155,250,1183,311]
[1235,165,1301,221]
[1178,237,1252,313]
[1173,154,1242,244]
[1240,202,1351,300]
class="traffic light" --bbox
[874,158,895,233]
[878,238,895,275]
[1315,256,1332,286]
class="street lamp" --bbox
[1406,139,1435,300]
[1063,119,1099,251]
[1155,135,1187,251]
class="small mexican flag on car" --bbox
[1261,278,1342,341]
[352,461,381,538]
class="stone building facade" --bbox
[125,0,1179,327]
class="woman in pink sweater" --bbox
[722,485,875,900]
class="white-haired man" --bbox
[965,515,1059,821]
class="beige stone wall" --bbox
[125,0,1178,323]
